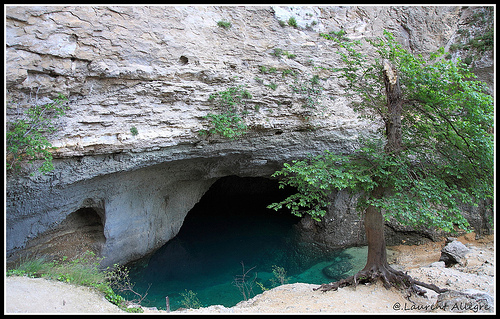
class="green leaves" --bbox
[269,30,493,233]
[202,112,247,139]
[6,94,69,174]
[202,85,252,139]
[267,150,378,221]
[290,74,324,109]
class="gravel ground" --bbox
[5,276,124,313]
[4,233,494,314]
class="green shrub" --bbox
[217,20,232,29]
[130,126,139,136]
[270,265,289,287]
[319,29,347,41]
[272,48,284,58]
[266,82,278,90]
[6,94,69,174]
[179,289,203,309]
[202,112,247,139]
[271,48,296,59]
[282,69,296,77]
[288,16,298,28]
[202,85,252,139]
[290,74,324,109]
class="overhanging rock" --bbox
[6,130,363,267]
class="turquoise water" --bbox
[122,177,367,310]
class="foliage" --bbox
[290,74,324,110]
[448,7,493,66]
[255,281,269,292]
[272,48,296,59]
[6,94,69,174]
[6,256,56,277]
[282,69,296,77]
[259,65,277,74]
[6,251,146,313]
[288,16,298,28]
[255,265,289,292]
[267,150,357,221]
[179,289,203,309]
[270,265,289,287]
[319,28,348,41]
[201,85,252,139]
[269,30,494,232]
[266,82,278,90]
[217,20,232,29]
[130,126,139,136]
[105,263,150,307]
[272,48,284,58]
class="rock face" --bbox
[5,5,494,267]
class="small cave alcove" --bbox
[62,207,106,257]
[7,206,106,267]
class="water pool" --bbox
[121,177,367,310]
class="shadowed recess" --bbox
[122,176,363,310]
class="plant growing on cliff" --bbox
[269,30,493,295]
[449,7,493,56]
[130,126,139,136]
[287,16,298,28]
[290,74,324,110]
[201,85,253,140]
[217,20,232,29]
[6,94,69,175]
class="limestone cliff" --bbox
[5,5,494,267]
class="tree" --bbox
[268,30,494,295]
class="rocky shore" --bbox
[5,233,494,314]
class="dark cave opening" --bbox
[172,175,303,275]
[123,175,358,310]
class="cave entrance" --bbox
[174,175,303,275]
[124,176,361,310]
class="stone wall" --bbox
[5,5,493,266]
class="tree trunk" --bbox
[362,187,388,271]
[383,59,403,154]
[362,60,403,271]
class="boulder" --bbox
[322,257,352,280]
[436,289,494,313]
[439,240,470,266]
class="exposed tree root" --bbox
[313,263,448,297]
